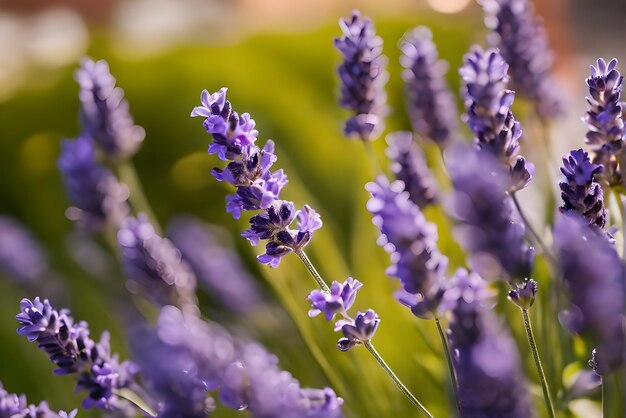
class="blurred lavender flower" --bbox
[75,58,145,159]
[385,132,438,208]
[335,10,389,141]
[460,47,534,192]
[118,215,197,308]
[399,27,457,146]
[480,0,563,118]
[553,213,625,375]
[15,297,137,412]
[0,216,48,283]
[445,145,534,282]
[58,136,130,230]
[559,149,606,229]
[446,269,532,417]
[167,215,263,313]
[366,176,447,318]
[0,382,77,418]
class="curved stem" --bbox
[116,160,162,234]
[295,249,331,293]
[510,193,556,264]
[434,317,460,412]
[521,308,555,418]
[364,341,434,418]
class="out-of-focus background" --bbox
[0,1,625,417]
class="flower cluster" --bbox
[75,57,145,159]
[334,10,389,141]
[308,278,379,351]
[0,216,48,283]
[0,381,77,418]
[191,88,322,267]
[15,298,137,412]
[480,0,563,118]
[459,47,534,192]
[399,27,457,147]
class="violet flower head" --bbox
[460,46,534,192]
[553,213,625,375]
[399,27,458,146]
[337,310,380,352]
[75,58,145,159]
[446,269,532,417]
[385,132,438,208]
[559,149,606,229]
[508,278,537,309]
[335,10,389,141]
[58,136,130,230]
[445,145,534,282]
[118,215,197,308]
[0,382,77,418]
[481,0,563,118]
[0,216,48,283]
[15,298,137,412]
[308,277,363,321]
[167,216,263,313]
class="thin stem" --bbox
[116,160,162,234]
[602,377,607,418]
[510,193,556,264]
[364,341,434,418]
[434,317,460,412]
[362,139,383,175]
[295,249,331,293]
[521,308,555,418]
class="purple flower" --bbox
[58,136,130,230]
[460,47,533,192]
[0,382,77,418]
[481,0,563,118]
[75,58,145,159]
[212,140,277,186]
[399,27,458,146]
[446,269,533,417]
[335,10,388,141]
[337,310,380,351]
[559,149,606,229]
[308,277,363,321]
[118,215,197,308]
[445,145,534,282]
[385,131,438,208]
[508,278,537,309]
[553,213,625,375]
[16,298,137,413]
[0,216,48,283]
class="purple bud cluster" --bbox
[0,216,48,283]
[480,0,563,118]
[399,27,458,147]
[366,176,447,318]
[334,10,389,141]
[192,88,322,267]
[75,58,145,159]
[460,47,534,192]
[0,381,77,418]
[308,278,380,352]
[15,298,137,412]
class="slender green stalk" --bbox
[511,193,556,264]
[295,250,331,293]
[364,341,434,418]
[434,317,460,411]
[116,160,162,234]
[521,308,555,418]
[362,139,383,175]
[602,377,607,418]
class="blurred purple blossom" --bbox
[0,382,77,418]
[0,216,48,283]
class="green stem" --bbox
[364,341,434,418]
[116,160,162,234]
[362,139,383,175]
[295,250,331,293]
[511,193,556,264]
[435,317,460,412]
[521,308,555,418]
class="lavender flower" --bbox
[75,58,145,159]
[58,136,130,230]
[0,383,77,418]
[480,0,563,118]
[118,215,197,308]
[335,10,388,141]
[16,297,137,412]
[445,145,534,282]
[336,310,380,352]
[559,149,606,229]
[308,277,363,321]
[446,269,532,417]
[0,216,48,283]
[553,213,625,375]
[385,132,438,208]
[508,278,537,309]
[399,27,458,146]
[167,215,263,313]
[460,47,534,192]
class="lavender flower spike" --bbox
[0,216,48,283]
[399,27,458,146]
[308,277,363,321]
[335,10,389,141]
[0,380,77,418]
[16,297,137,413]
[480,0,563,118]
[559,149,606,229]
[58,136,130,230]
[75,58,145,159]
